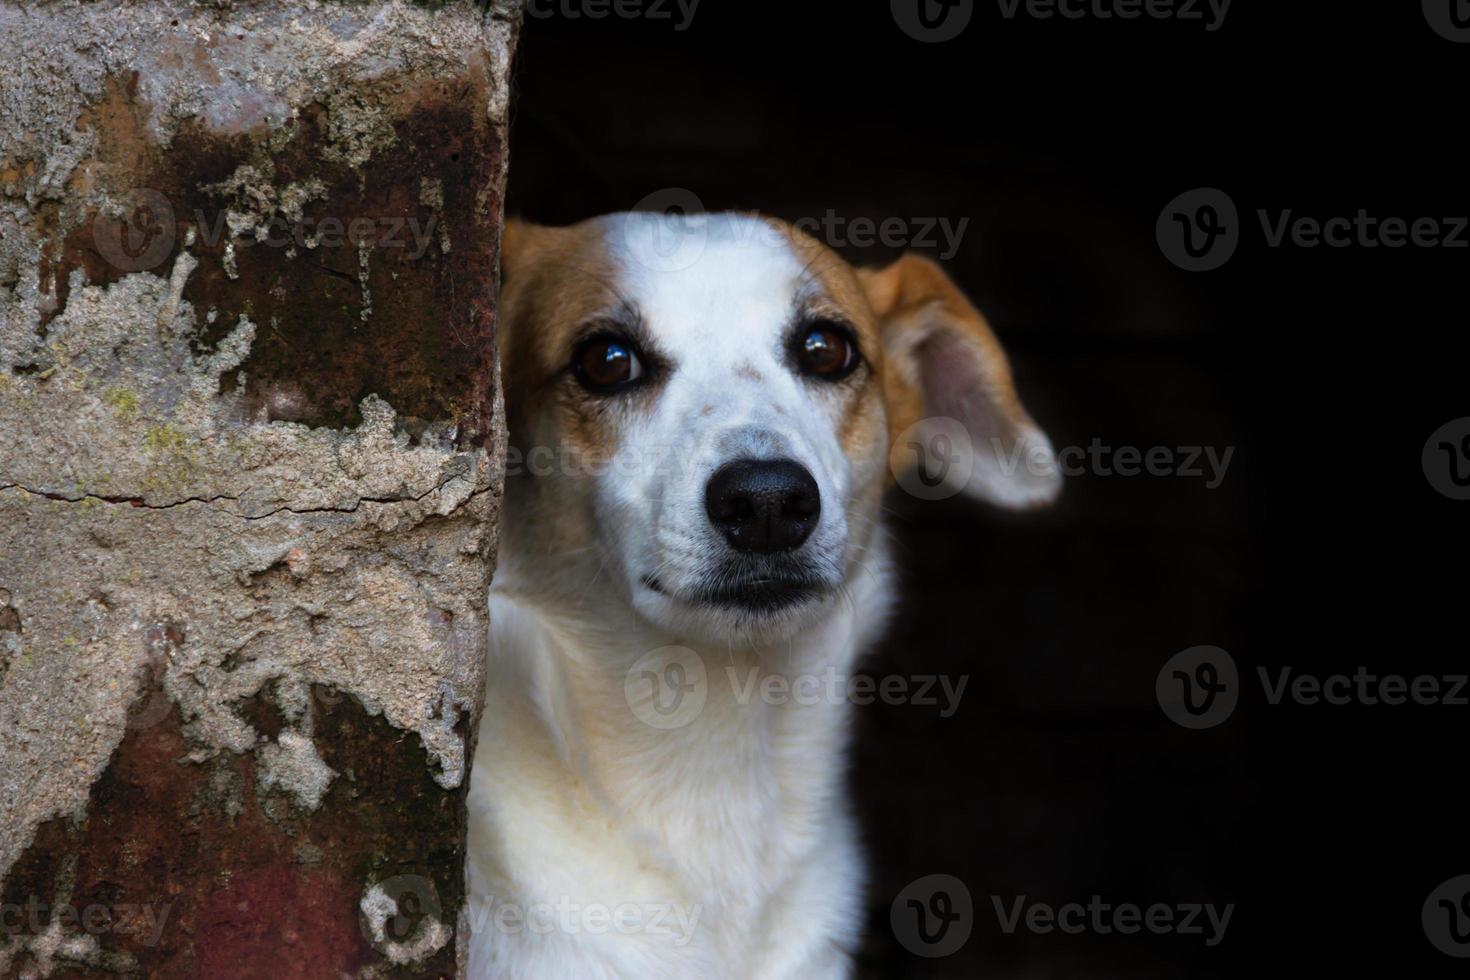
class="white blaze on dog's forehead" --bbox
[600,212,849,480]
[604,212,808,354]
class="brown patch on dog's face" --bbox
[497,219,654,567]
[500,220,631,464]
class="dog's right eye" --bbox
[573,335,646,393]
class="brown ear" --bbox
[860,254,1060,508]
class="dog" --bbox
[466,211,1060,978]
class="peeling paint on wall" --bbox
[0,1,519,976]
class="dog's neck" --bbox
[482,525,894,896]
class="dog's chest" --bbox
[601,675,849,894]
[469,593,869,974]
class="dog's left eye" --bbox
[796,322,859,380]
[574,336,645,392]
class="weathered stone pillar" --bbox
[0,2,518,976]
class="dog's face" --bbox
[497,212,1059,644]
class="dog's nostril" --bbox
[704,459,821,554]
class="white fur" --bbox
[466,553,892,978]
[467,214,896,978]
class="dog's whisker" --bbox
[584,550,613,591]
[539,544,599,560]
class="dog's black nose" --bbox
[705,460,821,554]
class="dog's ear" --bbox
[860,254,1060,508]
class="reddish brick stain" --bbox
[4,686,465,980]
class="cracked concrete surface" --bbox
[0,1,518,976]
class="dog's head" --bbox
[496,212,1059,643]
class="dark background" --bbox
[503,3,1467,976]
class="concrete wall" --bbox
[0,2,519,976]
